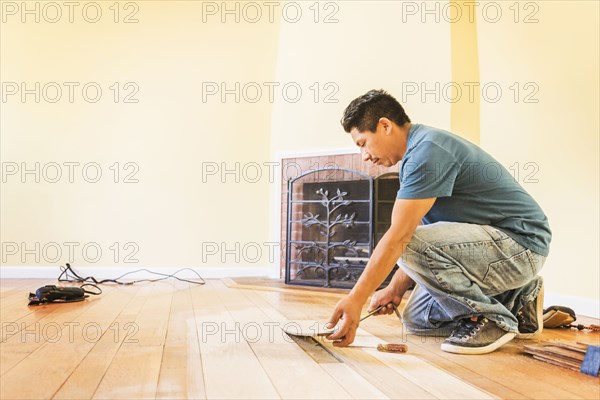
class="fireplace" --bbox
[283,161,399,289]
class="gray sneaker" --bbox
[516,282,545,339]
[441,316,516,355]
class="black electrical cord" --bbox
[80,283,103,295]
[58,263,206,286]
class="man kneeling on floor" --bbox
[326,89,551,355]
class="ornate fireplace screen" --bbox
[285,167,399,289]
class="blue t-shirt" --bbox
[397,123,551,256]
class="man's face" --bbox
[350,120,401,167]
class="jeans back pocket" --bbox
[483,249,540,292]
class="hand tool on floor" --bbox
[377,343,408,353]
[349,343,409,353]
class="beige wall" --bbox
[270,1,452,156]
[2,1,598,309]
[1,2,280,268]
[477,1,599,302]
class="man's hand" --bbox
[368,285,404,316]
[326,295,363,347]
[324,198,432,347]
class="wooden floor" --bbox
[1,278,598,399]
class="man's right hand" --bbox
[368,285,405,315]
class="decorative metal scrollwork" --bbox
[295,188,360,287]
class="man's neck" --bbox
[397,122,412,160]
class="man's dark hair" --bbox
[341,89,411,133]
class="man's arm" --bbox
[327,197,436,346]
[389,267,415,295]
[368,266,415,316]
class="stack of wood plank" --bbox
[523,341,591,372]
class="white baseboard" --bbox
[0,266,279,280]
[2,266,597,318]
[545,292,599,319]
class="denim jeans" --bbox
[399,222,546,336]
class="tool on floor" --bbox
[28,284,101,306]
[377,343,408,353]
[345,343,409,353]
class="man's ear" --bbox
[379,117,392,135]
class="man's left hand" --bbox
[326,295,363,347]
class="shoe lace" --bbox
[452,317,486,339]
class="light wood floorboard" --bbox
[53,285,145,399]
[210,279,355,399]
[155,282,205,400]
[0,278,597,400]
[190,281,279,399]
[243,286,493,399]
[1,284,139,399]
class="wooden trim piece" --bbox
[222,277,347,299]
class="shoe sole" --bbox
[441,332,516,355]
[516,283,544,339]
